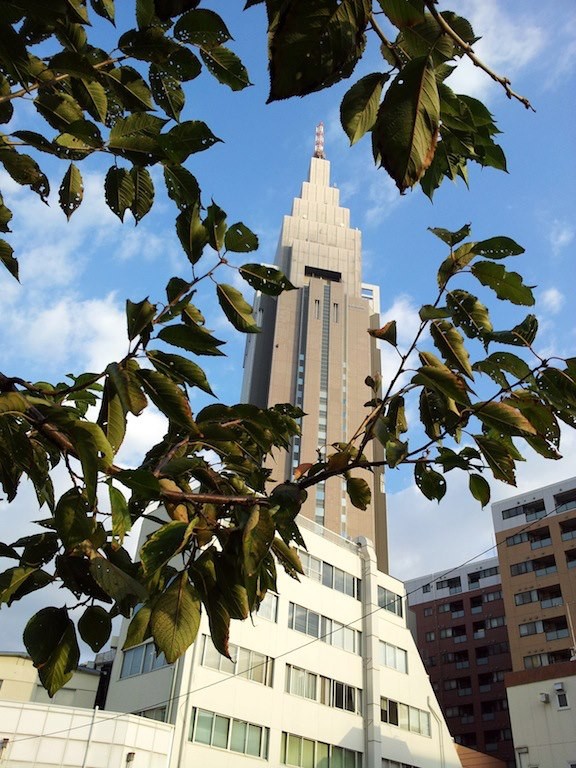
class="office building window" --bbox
[288,602,361,654]
[378,586,403,617]
[285,664,362,714]
[202,636,274,686]
[380,641,408,673]
[281,732,362,768]
[381,697,431,737]
[120,641,169,678]
[190,708,268,758]
[257,591,279,622]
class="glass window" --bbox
[195,710,213,745]
[246,724,262,757]
[230,720,246,753]
[213,715,229,749]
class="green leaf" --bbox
[105,166,135,221]
[54,489,94,549]
[123,602,153,649]
[414,461,447,501]
[243,506,275,578]
[346,476,371,510]
[7,569,53,606]
[0,239,18,281]
[115,469,160,497]
[446,290,493,341]
[126,297,156,341]
[69,422,113,507]
[430,320,473,378]
[474,435,517,485]
[34,92,84,132]
[129,166,154,223]
[469,473,491,507]
[473,352,531,387]
[24,607,80,697]
[0,565,37,605]
[0,151,49,202]
[150,65,185,120]
[472,236,524,259]
[150,572,201,663]
[204,201,227,251]
[385,438,408,468]
[109,484,131,544]
[267,0,369,101]
[216,284,259,333]
[437,241,476,288]
[157,323,225,356]
[0,193,13,233]
[106,361,148,416]
[163,165,200,210]
[174,8,232,47]
[487,315,538,348]
[537,368,576,429]
[428,223,471,247]
[239,264,295,296]
[341,72,388,145]
[78,605,112,652]
[106,65,153,111]
[18,532,59,567]
[175,204,208,264]
[90,555,148,604]
[372,56,440,192]
[74,79,108,123]
[199,46,251,91]
[141,521,190,575]
[474,401,537,436]
[471,262,535,306]
[271,537,304,580]
[224,222,258,253]
[58,162,83,220]
[108,113,167,165]
[412,365,471,406]
[136,369,197,430]
[158,121,221,164]
[147,350,214,395]
[90,0,115,23]
[368,320,397,346]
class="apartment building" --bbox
[406,559,514,766]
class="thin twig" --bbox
[423,0,535,111]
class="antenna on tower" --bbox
[314,122,325,159]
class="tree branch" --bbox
[423,0,535,111]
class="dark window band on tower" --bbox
[305,265,341,282]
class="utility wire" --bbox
[5,498,574,745]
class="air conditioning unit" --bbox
[554,682,565,692]
[539,692,550,703]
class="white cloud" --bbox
[540,287,565,315]
[548,219,574,255]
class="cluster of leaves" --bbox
[0,0,571,697]
[297,225,575,509]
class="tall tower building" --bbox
[242,125,388,570]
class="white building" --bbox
[105,516,463,768]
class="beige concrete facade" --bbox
[242,154,388,570]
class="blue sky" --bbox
[1,1,575,650]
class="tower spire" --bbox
[313,122,325,159]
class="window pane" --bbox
[344,749,356,768]
[307,671,317,700]
[203,637,221,670]
[213,715,229,748]
[230,720,246,753]
[302,738,315,768]
[142,643,155,673]
[251,651,266,684]
[331,622,344,648]
[322,562,333,587]
[317,741,329,768]
[237,647,251,679]
[345,685,355,712]
[332,746,344,768]
[344,627,355,653]
[320,676,331,705]
[194,710,213,745]
[334,681,344,709]
[287,734,301,766]
[334,568,345,593]
[389,700,399,726]
[345,573,355,596]
[307,610,320,638]
[399,703,409,730]
[246,724,262,756]
[295,605,308,633]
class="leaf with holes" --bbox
[471,262,535,306]
[414,461,447,501]
[24,607,80,696]
[239,263,295,296]
[129,166,154,223]
[58,163,83,220]
[105,167,135,221]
